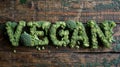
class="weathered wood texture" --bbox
[0,52,120,67]
[0,0,120,67]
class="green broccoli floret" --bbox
[20,32,32,46]
[65,20,77,30]
[6,21,17,30]
[41,21,51,34]
[11,22,17,29]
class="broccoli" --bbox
[101,21,116,43]
[4,20,116,49]
[20,32,32,46]
[50,22,70,47]
[41,21,51,34]
[87,20,99,49]
[27,21,51,46]
[65,20,77,30]
[58,29,69,47]
[87,20,116,48]
[6,21,26,46]
[70,21,89,48]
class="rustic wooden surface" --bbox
[0,0,120,67]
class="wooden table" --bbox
[0,0,120,67]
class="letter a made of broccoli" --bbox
[70,21,89,48]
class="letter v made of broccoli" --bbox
[6,21,26,46]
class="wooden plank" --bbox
[0,0,120,67]
[0,0,120,23]
[0,52,120,67]
[1,11,120,23]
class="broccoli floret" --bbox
[41,21,51,34]
[20,32,32,46]
[65,20,77,30]
[6,21,17,30]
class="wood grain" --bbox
[0,0,120,67]
[0,52,120,67]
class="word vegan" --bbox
[5,20,116,49]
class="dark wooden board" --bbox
[0,0,120,67]
[0,0,120,23]
[0,52,120,67]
